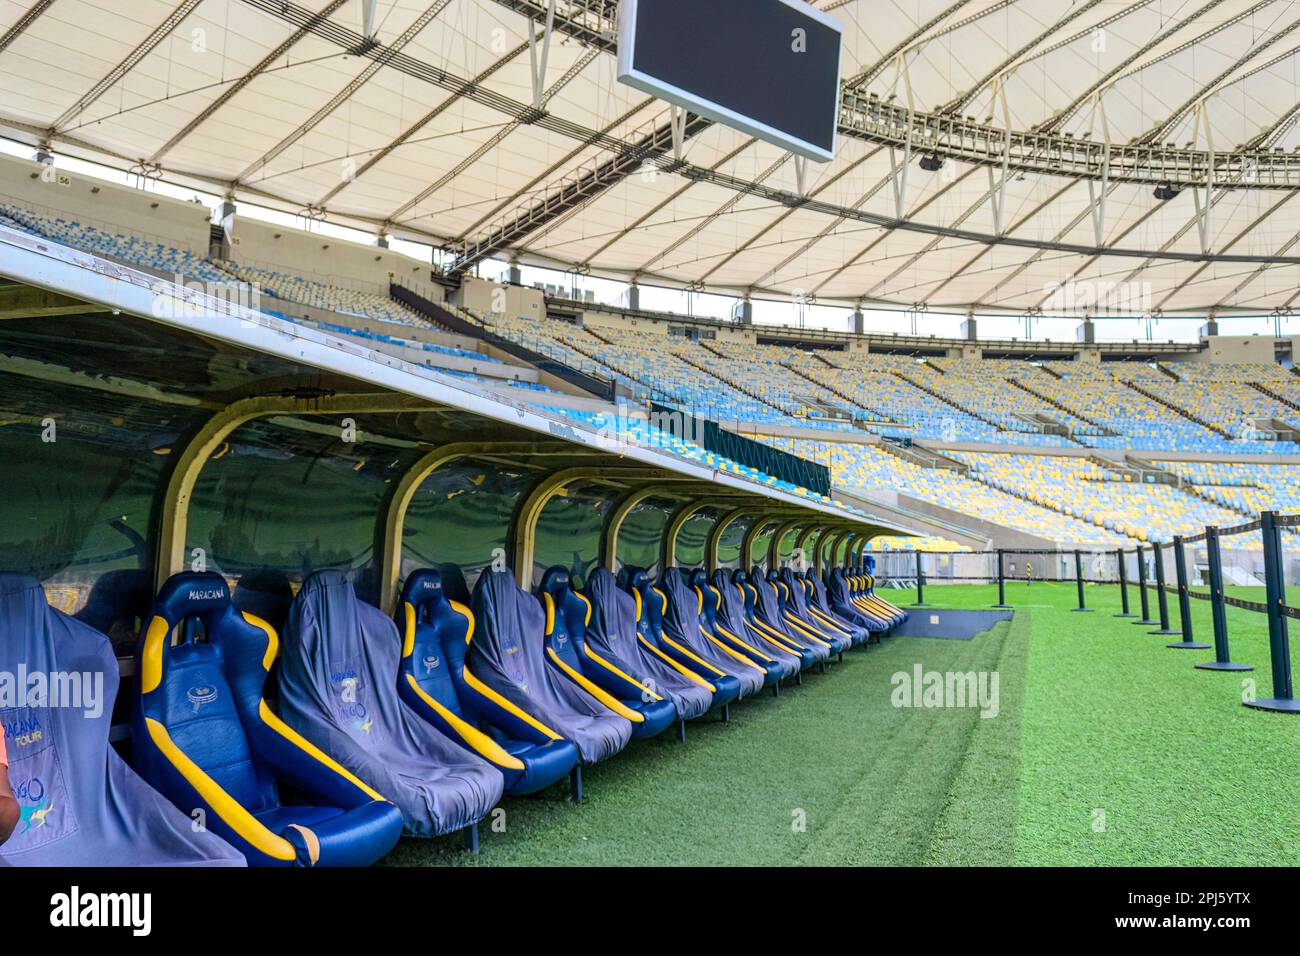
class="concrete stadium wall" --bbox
[0,154,211,256]
[227,215,440,299]
[454,275,544,321]
[1187,335,1275,365]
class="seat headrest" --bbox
[434,563,472,604]
[729,568,746,585]
[298,569,352,597]
[152,572,234,626]
[0,573,42,600]
[401,568,449,615]
[865,556,877,572]
[659,567,685,589]
[538,566,573,599]
[621,566,650,591]
[687,569,708,589]
[765,568,779,582]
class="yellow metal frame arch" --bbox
[706,508,752,575]
[767,519,807,570]
[156,393,430,593]
[511,467,666,590]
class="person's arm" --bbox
[0,763,17,846]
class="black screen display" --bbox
[627,0,841,155]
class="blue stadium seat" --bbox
[712,568,813,677]
[763,568,853,658]
[746,569,838,667]
[275,571,505,841]
[619,567,742,714]
[397,569,578,797]
[827,568,885,631]
[538,567,678,741]
[132,572,404,867]
[850,563,906,627]
[778,567,867,647]
[581,568,714,727]
[469,569,632,767]
[657,568,766,699]
[798,570,873,644]
[688,569,791,691]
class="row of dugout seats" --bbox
[0,560,904,866]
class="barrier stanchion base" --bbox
[1195,661,1253,671]
[1071,608,1094,612]
[1149,628,1180,636]
[1166,641,1211,649]
[992,604,1013,609]
[1113,613,1138,618]
[1243,697,1300,713]
[1131,618,1158,626]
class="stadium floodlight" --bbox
[617,0,843,162]
[1153,183,1181,201]
[919,154,945,172]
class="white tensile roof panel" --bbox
[1,0,1299,312]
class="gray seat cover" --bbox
[277,571,504,838]
[469,570,632,765]
[659,570,765,698]
[584,568,712,721]
[0,574,244,867]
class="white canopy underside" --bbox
[4,0,1300,312]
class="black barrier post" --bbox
[1196,526,1252,672]
[1132,544,1157,625]
[1072,550,1091,611]
[911,550,928,607]
[1245,511,1299,712]
[1115,548,1136,617]
[1166,535,1209,649]
[993,549,1010,608]
[1149,541,1179,635]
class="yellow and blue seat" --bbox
[469,569,632,774]
[132,572,403,867]
[538,567,678,741]
[619,567,742,715]
[0,574,245,867]
[397,568,579,797]
[689,568,791,692]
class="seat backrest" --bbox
[468,569,545,692]
[711,569,749,636]
[780,568,812,615]
[398,568,472,718]
[436,562,474,605]
[620,566,661,641]
[135,572,278,815]
[751,571,787,627]
[582,567,640,651]
[730,568,758,617]
[538,566,589,670]
[659,570,703,643]
[689,569,720,631]
[763,568,789,608]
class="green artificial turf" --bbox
[384,582,1299,867]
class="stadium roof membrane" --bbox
[4,0,1300,313]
